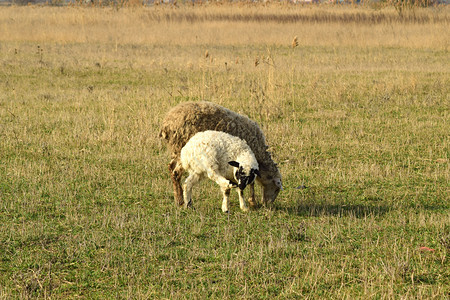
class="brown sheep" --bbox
[159,101,282,208]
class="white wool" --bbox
[181,131,258,182]
[180,130,259,212]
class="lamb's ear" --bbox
[254,169,261,177]
[228,161,240,168]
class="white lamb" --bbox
[180,130,260,213]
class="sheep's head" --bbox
[228,161,260,190]
[258,171,283,205]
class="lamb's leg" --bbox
[221,187,231,213]
[183,173,201,209]
[210,174,235,213]
[247,182,258,209]
[169,158,184,207]
[237,189,249,212]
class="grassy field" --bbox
[0,4,449,299]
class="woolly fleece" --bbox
[160,101,279,175]
[160,101,282,206]
[180,130,259,184]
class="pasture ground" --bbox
[0,4,449,298]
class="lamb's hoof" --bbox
[241,207,249,213]
[184,200,193,209]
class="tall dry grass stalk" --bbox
[292,36,299,48]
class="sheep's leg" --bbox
[210,173,235,213]
[221,188,231,213]
[247,182,258,209]
[169,158,184,207]
[237,189,249,212]
[183,173,201,209]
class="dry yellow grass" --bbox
[0,4,448,298]
[1,5,448,49]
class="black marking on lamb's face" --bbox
[235,167,259,190]
[228,161,240,168]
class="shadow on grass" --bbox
[279,202,391,218]
[277,201,450,218]
[272,185,392,218]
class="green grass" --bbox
[1,6,449,298]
